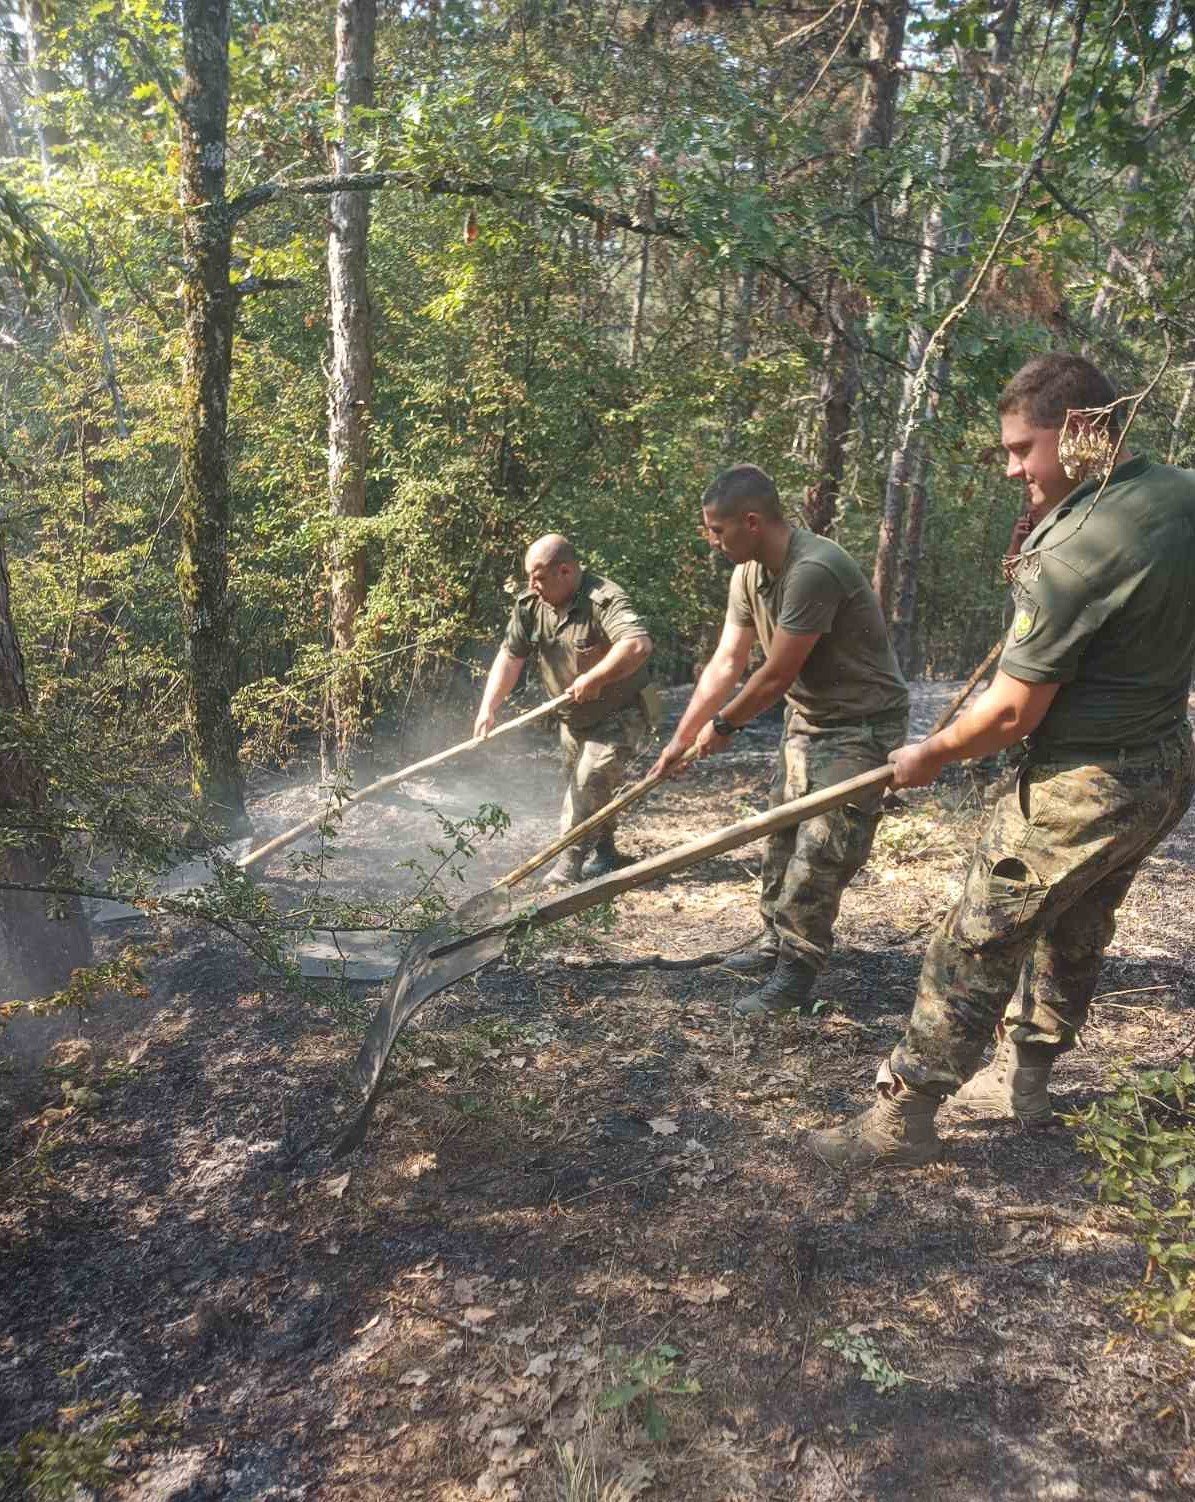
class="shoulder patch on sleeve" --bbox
[1011,602,1038,643]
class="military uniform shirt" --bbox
[727,528,908,733]
[502,570,651,732]
[1001,455,1195,754]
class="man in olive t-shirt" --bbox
[811,352,1195,1173]
[651,464,909,1017]
[474,534,656,884]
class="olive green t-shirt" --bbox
[502,570,651,732]
[727,529,908,733]
[1001,455,1195,754]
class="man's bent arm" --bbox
[570,634,653,703]
[892,671,1059,787]
[716,627,819,728]
[474,648,526,737]
[649,620,754,775]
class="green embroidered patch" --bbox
[1012,606,1037,643]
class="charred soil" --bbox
[2,685,1194,1501]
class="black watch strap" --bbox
[712,714,742,737]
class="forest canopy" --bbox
[1,0,1193,830]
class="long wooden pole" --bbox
[430,764,894,958]
[492,644,999,895]
[238,692,572,872]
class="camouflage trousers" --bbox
[762,708,908,971]
[558,706,650,853]
[892,728,1195,1094]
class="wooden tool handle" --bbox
[497,748,698,890]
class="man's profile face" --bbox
[1000,409,1074,517]
[525,552,577,608]
[702,505,760,565]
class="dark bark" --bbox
[177,0,246,831]
[323,0,377,779]
[804,0,908,535]
[0,535,91,1004]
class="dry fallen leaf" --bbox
[352,1312,382,1337]
[463,1306,498,1327]
[648,1116,679,1136]
[324,1171,351,1200]
[524,1351,556,1378]
[399,1368,432,1387]
[501,1325,537,1345]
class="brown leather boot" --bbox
[950,1026,1054,1125]
[807,1063,943,1169]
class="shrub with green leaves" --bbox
[1068,1060,1195,1345]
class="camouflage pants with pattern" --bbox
[762,709,908,971]
[892,729,1195,1094]
[559,706,649,853]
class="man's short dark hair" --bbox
[702,464,784,520]
[998,353,1121,434]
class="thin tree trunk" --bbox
[177,0,246,832]
[21,0,67,180]
[1088,0,1176,337]
[0,535,91,1005]
[323,0,377,780]
[805,302,856,535]
[890,366,945,671]
[627,191,652,366]
[803,0,908,535]
[873,142,950,616]
[1168,365,1195,465]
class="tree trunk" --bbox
[627,192,652,366]
[803,0,908,535]
[21,0,68,179]
[0,535,91,1009]
[872,142,949,617]
[177,0,246,832]
[805,301,856,535]
[323,0,377,780]
[1087,2,1174,337]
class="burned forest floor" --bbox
[3,683,1195,1501]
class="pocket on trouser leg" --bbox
[951,854,1050,951]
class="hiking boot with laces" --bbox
[807,1062,943,1169]
[950,1026,1054,1125]
[582,833,630,880]
[732,955,817,1017]
[720,931,781,977]
[542,847,586,888]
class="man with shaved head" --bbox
[474,534,656,884]
[651,464,908,1017]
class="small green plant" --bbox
[0,1396,160,1500]
[820,1329,908,1393]
[598,1343,701,1442]
[1066,1060,1195,1344]
[507,897,618,965]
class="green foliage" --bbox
[598,1344,701,1443]
[1067,1061,1195,1345]
[820,1329,908,1393]
[0,1396,167,1501]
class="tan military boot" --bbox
[807,1063,943,1169]
[950,1027,1054,1125]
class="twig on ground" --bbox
[812,1442,864,1502]
[1092,986,1170,1007]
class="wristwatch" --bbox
[712,714,742,737]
